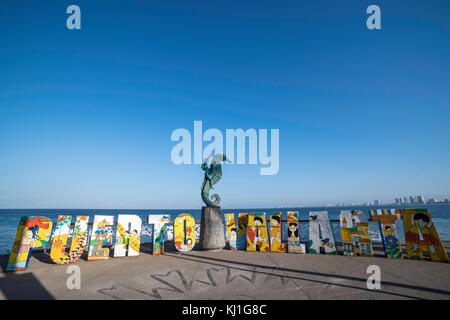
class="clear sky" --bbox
[0,1,449,209]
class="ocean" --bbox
[0,204,449,255]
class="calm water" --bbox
[0,204,449,255]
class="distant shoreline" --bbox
[1,203,450,211]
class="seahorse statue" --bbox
[201,153,231,207]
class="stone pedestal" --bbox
[199,206,226,250]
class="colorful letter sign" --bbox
[370,209,402,259]
[287,211,305,253]
[50,215,89,264]
[5,208,450,274]
[309,211,337,255]
[339,210,373,257]
[402,209,449,262]
[174,213,196,252]
[88,215,114,261]
[114,215,142,257]
[148,215,170,255]
[269,212,285,252]
[246,212,270,252]
[7,216,53,271]
[224,213,237,250]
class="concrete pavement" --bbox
[0,242,449,300]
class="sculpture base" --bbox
[199,206,226,250]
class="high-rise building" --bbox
[402,197,409,204]
[374,200,381,206]
[417,195,425,204]
[410,196,417,204]
[395,198,401,204]
[427,198,438,204]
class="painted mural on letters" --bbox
[339,210,373,257]
[269,212,285,252]
[370,209,402,259]
[308,211,337,255]
[224,213,237,250]
[236,213,248,251]
[114,215,142,257]
[88,215,114,261]
[402,209,449,263]
[6,209,450,272]
[246,212,270,252]
[174,213,196,252]
[286,211,305,253]
[50,215,89,264]
[148,215,170,255]
[7,216,53,271]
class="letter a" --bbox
[66,265,81,289]
[366,265,381,289]
[66,5,81,30]
[366,5,381,30]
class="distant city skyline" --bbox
[278,194,450,209]
[1,194,450,210]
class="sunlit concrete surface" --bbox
[0,242,449,300]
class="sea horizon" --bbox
[1,203,449,210]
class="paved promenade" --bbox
[1,242,449,300]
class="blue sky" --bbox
[0,1,449,209]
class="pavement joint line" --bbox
[265,253,313,300]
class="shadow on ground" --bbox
[163,251,450,299]
[0,254,54,300]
